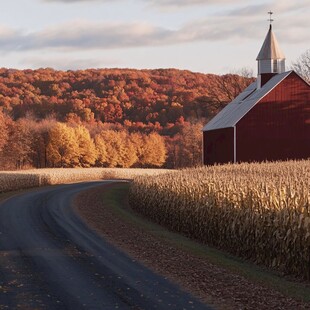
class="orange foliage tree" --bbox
[0,109,8,153]
[1,119,33,169]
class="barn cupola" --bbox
[256,13,285,88]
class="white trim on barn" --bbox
[233,125,237,163]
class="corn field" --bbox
[128,160,310,279]
[0,168,172,193]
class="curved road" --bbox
[0,181,210,310]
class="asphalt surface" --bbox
[0,181,211,310]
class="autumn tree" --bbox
[95,130,121,167]
[95,130,137,167]
[140,132,167,167]
[1,119,34,169]
[292,49,310,83]
[94,134,108,166]
[0,109,8,153]
[168,122,203,168]
[208,68,254,108]
[74,125,98,167]
[165,135,180,169]
[130,132,144,166]
[31,118,56,168]
[47,122,79,167]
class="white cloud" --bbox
[0,0,309,54]
[43,0,245,7]
[43,0,234,2]
[0,21,178,52]
[146,0,236,6]
[43,0,113,2]
[19,56,120,70]
[227,0,310,16]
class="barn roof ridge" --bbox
[203,70,294,131]
[292,70,310,87]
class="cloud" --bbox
[227,4,269,16]
[43,0,244,7]
[42,0,231,2]
[0,21,178,52]
[43,0,113,2]
[0,3,309,55]
[147,0,233,5]
[0,27,26,52]
[19,56,121,70]
[227,0,310,16]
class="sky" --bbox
[0,0,309,75]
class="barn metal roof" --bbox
[203,71,293,131]
[256,25,285,60]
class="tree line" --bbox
[0,113,167,169]
[0,67,253,134]
[0,67,254,169]
[0,50,307,170]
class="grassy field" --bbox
[129,160,310,280]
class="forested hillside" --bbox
[0,68,253,169]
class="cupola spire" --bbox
[256,13,286,88]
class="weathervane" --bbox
[268,11,274,25]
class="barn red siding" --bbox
[237,72,310,162]
[203,128,234,165]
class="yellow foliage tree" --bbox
[94,134,108,166]
[74,125,98,167]
[130,132,144,165]
[96,130,138,168]
[47,122,79,167]
[141,132,167,167]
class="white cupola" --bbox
[256,24,286,88]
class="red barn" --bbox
[203,25,310,165]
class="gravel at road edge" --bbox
[73,182,310,310]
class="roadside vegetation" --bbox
[129,160,310,280]
[75,182,310,309]
[0,168,171,193]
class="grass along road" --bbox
[74,182,310,310]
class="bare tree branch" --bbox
[208,67,254,106]
[291,49,310,83]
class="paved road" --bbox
[0,181,211,310]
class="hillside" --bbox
[0,68,253,169]
[0,68,253,132]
